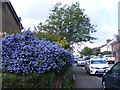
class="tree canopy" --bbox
[38,2,96,44]
[80,46,112,56]
[80,46,93,56]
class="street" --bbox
[72,64,103,88]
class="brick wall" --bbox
[2,2,21,34]
[112,41,120,61]
[112,42,120,51]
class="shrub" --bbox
[61,66,75,88]
[35,32,60,42]
[2,71,55,88]
[2,30,74,75]
[55,40,73,51]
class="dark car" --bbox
[106,60,115,64]
[74,57,80,63]
[102,61,120,90]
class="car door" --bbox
[116,62,120,89]
[105,62,120,89]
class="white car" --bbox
[103,55,114,61]
[85,58,109,75]
[77,60,85,66]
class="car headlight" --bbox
[91,66,97,69]
[103,67,109,69]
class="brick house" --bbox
[111,35,120,61]
[0,1,23,34]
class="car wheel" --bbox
[88,68,92,75]
[85,69,88,73]
[85,68,88,73]
[102,81,106,90]
[89,71,92,75]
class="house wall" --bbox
[118,29,120,35]
[0,1,2,32]
[112,42,120,51]
[2,2,21,34]
[112,42,120,61]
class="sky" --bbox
[10,0,119,52]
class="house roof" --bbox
[111,39,120,45]
[6,1,23,29]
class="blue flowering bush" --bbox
[2,30,74,75]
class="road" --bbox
[72,64,103,88]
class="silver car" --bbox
[77,60,85,66]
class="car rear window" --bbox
[91,60,107,64]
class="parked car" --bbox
[77,59,85,66]
[83,56,91,60]
[85,58,109,75]
[103,54,115,61]
[107,60,116,69]
[85,60,90,71]
[102,61,120,90]
[106,60,115,64]
[74,57,80,63]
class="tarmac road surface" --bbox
[72,64,103,89]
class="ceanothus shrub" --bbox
[2,30,74,75]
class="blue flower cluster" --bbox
[2,30,74,75]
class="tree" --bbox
[93,51,102,56]
[38,2,96,45]
[80,46,93,56]
[102,51,111,55]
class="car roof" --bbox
[90,58,105,60]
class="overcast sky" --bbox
[10,0,119,51]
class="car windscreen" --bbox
[91,60,107,64]
[105,55,112,57]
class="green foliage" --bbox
[61,66,75,88]
[92,51,111,56]
[93,51,102,56]
[2,66,75,88]
[55,40,73,51]
[35,32,73,51]
[56,40,69,47]
[38,2,96,44]
[102,51,111,55]
[35,31,60,41]
[7,30,23,35]
[80,46,93,56]
[2,72,55,88]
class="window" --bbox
[111,62,120,74]
[91,60,106,64]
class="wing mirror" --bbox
[105,68,110,73]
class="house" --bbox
[0,1,23,34]
[93,39,113,52]
[111,34,120,61]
